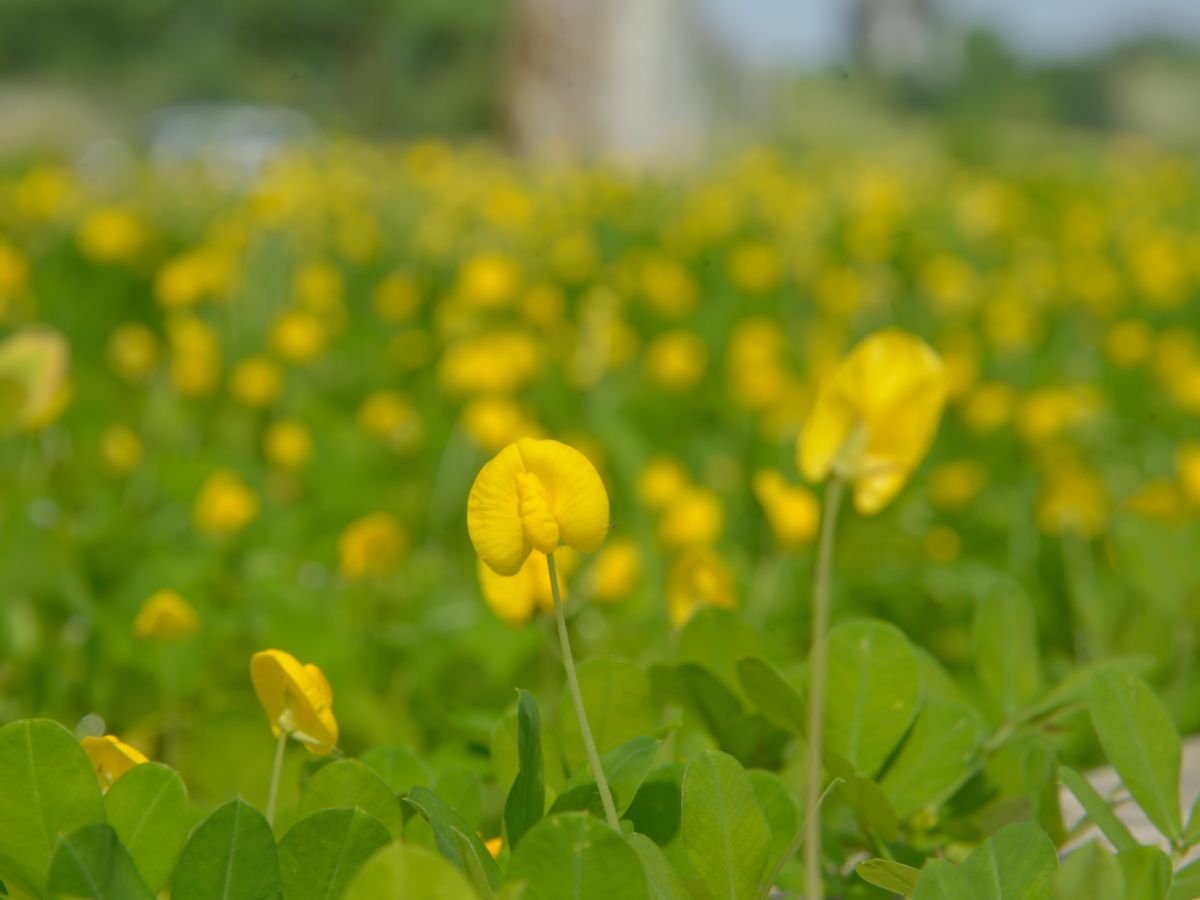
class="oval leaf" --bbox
[508,813,648,900]
[47,824,154,900]
[279,808,390,900]
[974,585,1042,718]
[342,842,476,900]
[171,798,279,900]
[298,759,402,838]
[959,822,1057,900]
[103,762,189,893]
[560,658,657,772]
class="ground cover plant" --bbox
[0,138,1199,897]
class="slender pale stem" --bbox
[547,551,621,832]
[804,475,845,900]
[760,776,843,900]
[266,730,288,827]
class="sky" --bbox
[702,0,1200,67]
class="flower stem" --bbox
[266,730,288,828]
[804,475,845,900]
[547,551,621,832]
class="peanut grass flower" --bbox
[477,551,570,624]
[798,328,946,514]
[82,735,148,789]
[339,512,407,579]
[251,649,338,756]
[468,438,609,576]
[134,590,200,640]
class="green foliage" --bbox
[504,689,544,848]
[342,842,478,899]
[559,658,657,771]
[508,814,647,900]
[103,762,189,892]
[278,808,390,900]
[171,799,279,900]
[46,824,154,900]
[297,759,403,837]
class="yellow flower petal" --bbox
[81,735,148,789]
[467,443,530,576]
[515,438,609,553]
[250,649,339,756]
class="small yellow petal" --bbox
[516,438,609,553]
[467,443,531,576]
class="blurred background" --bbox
[2,0,1200,162]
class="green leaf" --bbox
[856,858,920,895]
[103,762,188,893]
[748,771,797,863]
[298,759,402,838]
[1088,670,1182,842]
[360,747,431,795]
[171,798,279,900]
[0,719,105,895]
[1117,847,1171,900]
[974,585,1041,718]
[958,822,1057,900]
[504,690,544,849]
[560,658,657,772]
[881,699,982,820]
[1058,767,1138,853]
[625,765,683,846]
[833,764,899,843]
[508,813,648,900]
[1168,859,1200,900]
[735,657,805,732]
[450,827,496,900]
[551,736,660,818]
[681,750,770,900]
[913,859,969,900]
[46,824,154,900]
[433,768,483,833]
[341,842,476,899]
[278,808,390,900]
[402,786,502,890]
[667,664,788,768]
[628,833,689,900]
[677,607,759,687]
[1055,841,1122,900]
[825,620,922,777]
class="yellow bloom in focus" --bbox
[264,420,313,470]
[798,329,946,515]
[659,487,724,548]
[0,328,70,432]
[100,424,143,474]
[77,206,145,264]
[134,589,200,640]
[339,512,407,579]
[644,331,707,391]
[591,539,641,603]
[468,438,609,576]
[271,309,327,363]
[477,551,567,625]
[929,460,987,511]
[1036,464,1108,538]
[250,649,338,755]
[638,456,689,510]
[752,470,819,550]
[1176,442,1200,508]
[81,735,148,789]
[194,469,259,536]
[230,357,283,408]
[106,323,160,385]
[668,546,736,627]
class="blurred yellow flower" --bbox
[167,316,220,397]
[929,460,988,511]
[77,206,145,264]
[728,241,782,294]
[155,248,233,310]
[0,238,28,309]
[638,456,689,510]
[1125,480,1187,523]
[668,546,736,627]
[294,262,343,314]
[644,331,707,391]
[374,271,422,322]
[639,255,697,317]
[1104,319,1154,369]
[230,357,283,408]
[659,487,724,548]
[1176,442,1200,508]
[251,649,338,755]
[439,331,540,396]
[14,164,73,220]
[264,419,313,470]
[463,397,538,452]
[100,424,143,474]
[590,539,641,603]
[106,323,160,385]
[962,381,1017,435]
[133,589,200,640]
[194,469,259,536]
[468,438,609,576]
[1036,463,1108,537]
[271,309,327,363]
[752,470,820,549]
[81,735,148,789]
[458,252,521,309]
[358,390,422,452]
[798,329,946,515]
[1017,386,1100,446]
[339,512,407,579]
[0,328,70,432]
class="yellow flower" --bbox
[798,329,946,515]
[458,252,521,309]
[0,238,29,309]
[167,316,220,397]
[929,460,987,511]
[644,331,707,391]
[133,590,200,640]
[100,424,143,474]
[82,735,148,789]
[658,487,724,548]
[358,390,422,452]
[1016,386,1101,446]
[1176,442,1200,508]
[1104,319,1154,369]
[264,420,313,470]
[294,262,343,314]
[463,397,539,452]
[752,470,820,550]
[0,328,70,432]
[271,309,327,363]
[962,381,1016,435]
[374,271,422,322]
[477,551,569,624]
[638,456,689,510]
[467,438,609,576]
[77,206,145,264]
[106,323,160,385]
[1124,480,1187,523]
[668,546,737,627]
[339,512,407,579]
[1036,463,1108,537]
[591,539,641,603]
[250,649,338,756]
[230,357,283,408]
[155,248,233,309]
[728,241,782,294]
[194,469,259,536]
[439,331,540,396]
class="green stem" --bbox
[547,551,621,832]
[804,476,845,900]
[266,730,288,828]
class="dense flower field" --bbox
[0,138,1199,897]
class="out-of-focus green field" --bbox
[1,135,1199,890]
